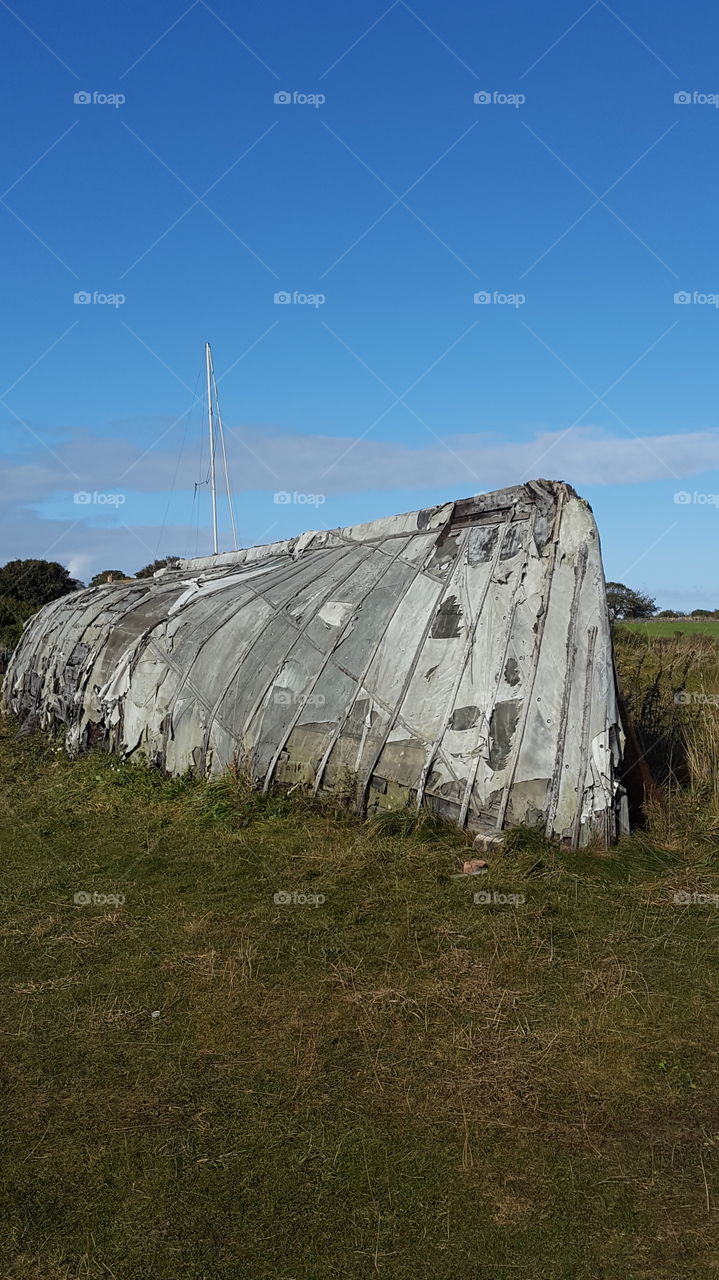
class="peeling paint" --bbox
[467,525,499,565]
[488,699,523,770]
[504,657,521,687]
[426,528,461,575]
[317,600,354,629]
[430,595,463,639]
[449,705,480,731]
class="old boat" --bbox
[4,479,628,847]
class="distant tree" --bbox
[690,608,712,617]
[606,582,657,622]
[89,569,128,586]
[135,556,179,579]
[0,559,83,606]
[0,595,29,642]
[0,559,83,651]
[657,610,676,618]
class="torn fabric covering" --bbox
[3,480,629,847]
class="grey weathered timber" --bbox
[3,480,629,847]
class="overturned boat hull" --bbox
[3,481,628,846]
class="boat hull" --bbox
[3,481,628,847]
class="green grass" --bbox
[619,618,719,638]
[613,626,719,833]
[2,718,719,1279]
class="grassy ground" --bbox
[2,714,719,1279]
[614,628,719,844]
[619,619,719,638]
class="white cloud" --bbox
[3,418,719,582]
[0,507,199,582]
[5,420,719,505]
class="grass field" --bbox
[619,618,719,638]
[2,709,719,1279]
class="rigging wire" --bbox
[210,362,238,551]
[186,344,239,559]
[156,355,205,559]
[193,353,209,558]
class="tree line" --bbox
[0,557,178,650]
[606,583,717,621]
[0,563,707,654]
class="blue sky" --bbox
[1,0,718,604]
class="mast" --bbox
[210,362,238,552]
[205,341,218,555]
